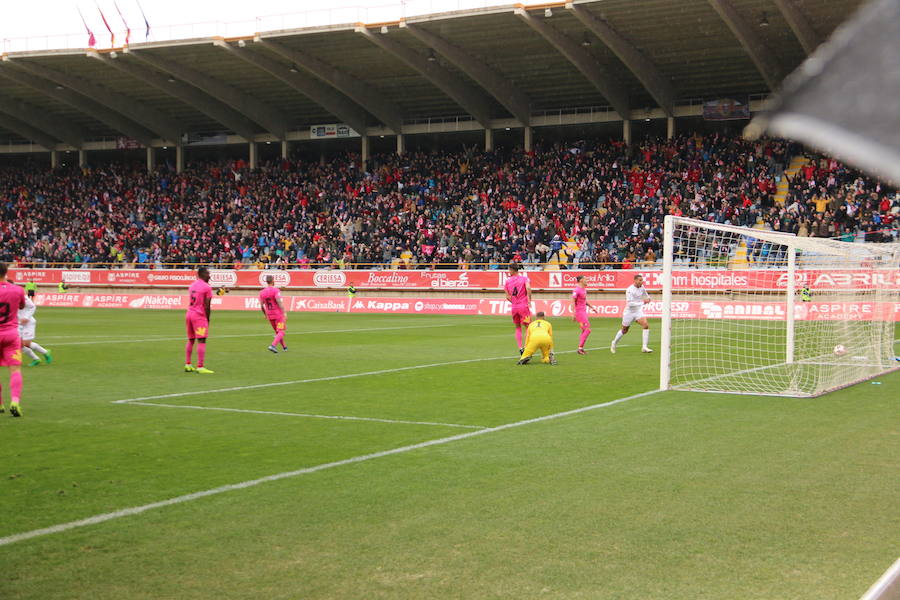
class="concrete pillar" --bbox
[249,141,258,170]
[396,133,405,156]
[622,119,632,146]
[78,149,87,168]
[281,140,289,160]
[484,128,494,152]
[523,126,533,152]
[361,135,369,164]
[50,150,59,169]
[146,147,156,172]
[667,116,675,140]
[175,144,184,174]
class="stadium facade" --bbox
[0,0,859,168]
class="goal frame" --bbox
[659,215,900,397]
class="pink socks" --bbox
[579,327,591,349]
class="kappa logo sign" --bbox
[312,271,347,287]
[259,270,291,287]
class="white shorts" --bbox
[19,320,36,341]
[19,325,35,341]
[622,308,645,327]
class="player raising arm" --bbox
[19,295,52,366]
[0,262,26,416]
[517,311,557,365]
[572,275,597,355]
[185,266,214,374]
[504,263,532,354]
[259,275,288,354]
[611,274,653,354]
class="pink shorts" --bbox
[575,311,590,327]
[268,316,286,332]
[0,330,22,367]
[511,306,532,326]
[186,313,210,339]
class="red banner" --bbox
[11,268,900,291]
[32,293,900,321]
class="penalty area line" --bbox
[0,388,660,547]
[46,323,459,346]
[111,346,621,404]
[123,402,487,430]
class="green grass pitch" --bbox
[1,308,897,599]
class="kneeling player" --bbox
[259,275,288,353]
[19,295,52,366]
[517,311,556,365]
[611,274,652,353]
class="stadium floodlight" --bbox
[659,216,900,397]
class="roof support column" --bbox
[667,116,675,140]
[623,120,632,146]
[524,126,533,152]
[50,150,58,170]
[78,149,87,168]
[706,0,787,90]
[771,0,821,55]
[485,128,493,152]
[396,133,405,156]
[281,140,289,160]
[176,144,184,174]
[361,135,369,165]
[249,141,258,170]
[146,147,156,172]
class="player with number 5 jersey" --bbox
[0,262,26,416]
[185,266,214,374]
[259,275,288,354]
[504,263,532,354]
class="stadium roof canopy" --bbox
[0,0,861,152]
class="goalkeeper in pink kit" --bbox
[504,263,532,354]
[185,266,214,374]
[259,275,288,353]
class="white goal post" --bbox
[660,216,900,397]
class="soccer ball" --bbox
[833,344,847,356]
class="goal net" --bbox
[660,216,900,397]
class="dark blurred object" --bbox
[746,0,900,185]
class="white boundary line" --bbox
[0,388,659,547]
[111,346,619,404]
[42,323,459,346]
[123,401,486,429]
[860,557,900,600]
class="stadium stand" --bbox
[1,133,896,269]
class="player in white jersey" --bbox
[18,296,52,366]
[611,274,653,354]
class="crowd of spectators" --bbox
[0,132,896,270]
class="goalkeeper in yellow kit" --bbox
[516,311,557,365]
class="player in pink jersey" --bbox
[0,263,26,417]
[571,275,597,355]
[259,275,288,354]
[185,266,214,374]
[504,263,532,354]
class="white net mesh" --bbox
[662,217,900,397]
